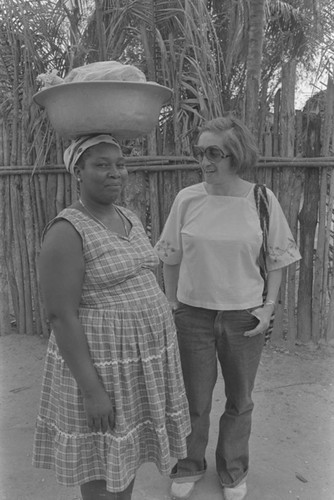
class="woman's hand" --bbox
[163,263,180,313]
[168,299,179,313]
[83,387,115,433]
[244,304,274,337]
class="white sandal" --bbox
[223,481,247,500]
[170,481,195,499]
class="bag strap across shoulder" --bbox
[254,184,274,342]
[254,184,270,276]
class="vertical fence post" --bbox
[0,175,10,334]
[280,59,300,350]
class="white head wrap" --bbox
[63,134,121,175]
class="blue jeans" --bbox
[171,303,264,488]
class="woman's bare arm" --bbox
[39,221,114,432]
[162,262,180,310]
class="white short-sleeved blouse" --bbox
[155,182,301,310]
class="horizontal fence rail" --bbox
[0,157,333,350]
[0,156,333,175]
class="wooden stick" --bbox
[324,168,334,342]
[0,176,10,335]
[21,176,35,335]
[0,157,333,176]
[297,168,319,343]
[9,175,26,334]
[313,168,328,342]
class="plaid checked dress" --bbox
[32,207,191,492]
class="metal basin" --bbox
[33,81,173,139]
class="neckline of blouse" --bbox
[68,206,133,240]
[202,182,255,198]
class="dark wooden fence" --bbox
[0,156,334,349]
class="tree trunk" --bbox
[281,60,296,157]
[95,0,107,61]
[244,0,266,138]
[273,89,281,156]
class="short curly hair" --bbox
[198,114,259,174]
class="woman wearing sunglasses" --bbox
[155,115,301,500]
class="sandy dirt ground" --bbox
[0,333,334,500]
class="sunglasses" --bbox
[193,145,231,163]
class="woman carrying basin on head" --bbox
[155,114,301,500]
[32,134,191,500]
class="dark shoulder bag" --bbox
[254,184,275,343]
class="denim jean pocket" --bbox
[244,307,261,326]
[174,300,191,312]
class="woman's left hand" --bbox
[244,305,274,337]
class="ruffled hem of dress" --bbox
[32,414,191,492]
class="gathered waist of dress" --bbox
[80,271,167,310]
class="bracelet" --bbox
[264,300,275,307]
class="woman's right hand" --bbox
[83,387,115,433]
[168,299,179,313]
